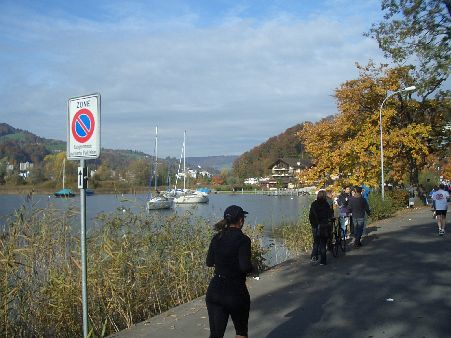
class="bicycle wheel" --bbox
[332,230,339,257]
[340,228,347,252]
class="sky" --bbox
[0,0,386,157]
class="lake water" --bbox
[0,192,313,265]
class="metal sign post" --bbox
[67,93,100,338]
[80,159,88,337]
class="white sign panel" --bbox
[67,93,101,160]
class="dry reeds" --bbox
[276,210,313,255]
[0,205,267,337]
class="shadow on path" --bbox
[250,210,451,338]
[111,208,451,338]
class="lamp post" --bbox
[379,86,416,201]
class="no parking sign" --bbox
[67,93,101,159]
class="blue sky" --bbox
[0,0,385,157]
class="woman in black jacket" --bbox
[309,190,333,265]
[206,205,253,338]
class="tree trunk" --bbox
[409,156,419,186]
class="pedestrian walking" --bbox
[418,185,427,206]
[309,190,333,265]
[337,186,351,237]
[430,186,438,211]
[432,183,449,236]
[206,205,253,338]
[361,183,370,202]
[348,186,371,247]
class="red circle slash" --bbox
[71,108,95,143]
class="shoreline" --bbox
[0,185,162,196]
[0,186,306,196]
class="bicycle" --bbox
[331,217,347,257]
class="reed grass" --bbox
[0,204,268,337]
[275,210,313,256]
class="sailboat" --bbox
[54,159,75,197]
[147,127,173,210]
[173,131,209,204]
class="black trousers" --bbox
[311,228,328,265]
[206,275,250,338]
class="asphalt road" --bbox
[112,206,451,338]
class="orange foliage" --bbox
[298,63,435,188]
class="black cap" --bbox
[224,205,248,220]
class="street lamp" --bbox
[379,86,416,201]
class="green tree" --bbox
[94,164,112,181]
[28,165,46,185]
[0,158,7,184]
[367,0,451,97]
[127,158,151,186]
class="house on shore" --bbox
[267,158,311,188]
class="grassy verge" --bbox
[368,190,409,222]
[0,205,268,337]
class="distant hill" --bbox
[0,123,229,175]
[0,123,65,163]
[232,124,308,178]
[0,122,153,167]
[186,155,238,172]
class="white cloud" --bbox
[0,1,385,156]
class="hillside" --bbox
[0,123,233,175]
[232,124,308,178]
[0,123,65,163]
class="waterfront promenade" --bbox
[112,206,451,338]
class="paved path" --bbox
[112,206,451,338]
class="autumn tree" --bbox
[442,161,451,180]
[211,175,225,186]
[43,152,78,188]
[298,63,447,188]
[368,0,450,97]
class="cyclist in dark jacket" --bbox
[309,190,333,265]
[206,205,253,338]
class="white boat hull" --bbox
[174,192,209,204]
[146,197,173,210]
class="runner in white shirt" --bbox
[432,183,450,236]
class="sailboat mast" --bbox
[155,126,158,190]
[183,130,186,190]
[62,159,65,189]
